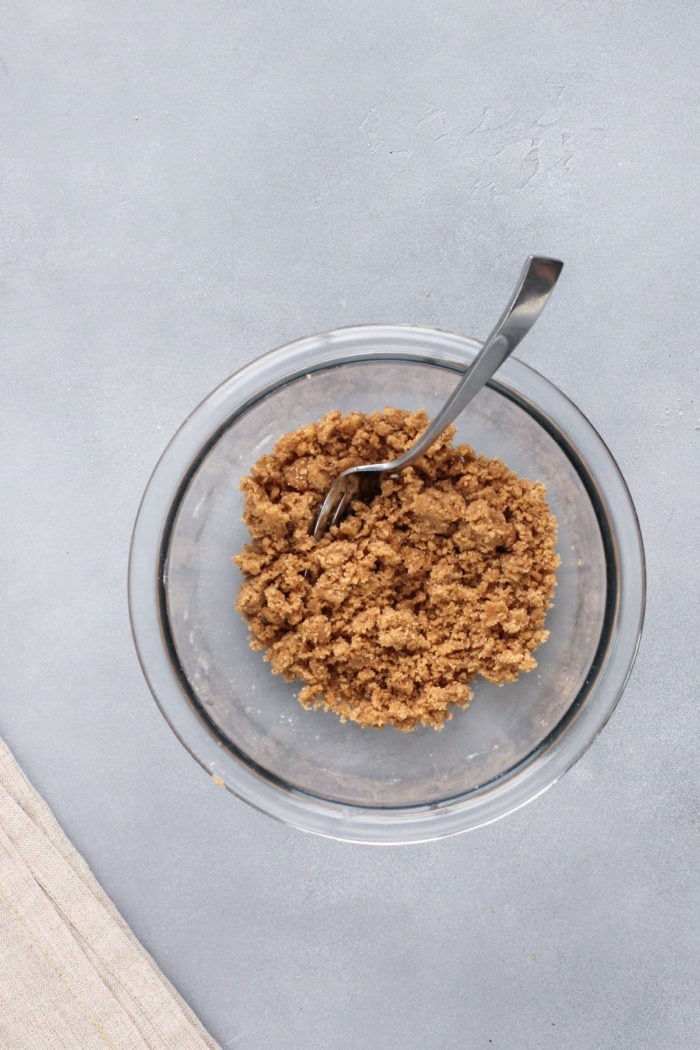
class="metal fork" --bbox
[312,255,563,539]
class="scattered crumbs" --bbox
[490,907,496,913]
[212,774,224,787]
[530,953,537,961]
[234,408,558,731]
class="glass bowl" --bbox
[128,325,645,843]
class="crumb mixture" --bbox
[234,408,559,731]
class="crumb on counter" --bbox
[234,408,559,731]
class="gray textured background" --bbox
[2,2,698,1048]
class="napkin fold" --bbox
[0,739,219,1049]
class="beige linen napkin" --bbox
[0,739,220,1049]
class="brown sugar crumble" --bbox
[234,408,559,732]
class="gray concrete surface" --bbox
[2,2,698,1048]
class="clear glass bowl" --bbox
[128,325,645,843]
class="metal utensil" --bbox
[312,255,563,539]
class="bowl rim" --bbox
[128,323,646,844]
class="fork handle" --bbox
[387,256,563,472]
